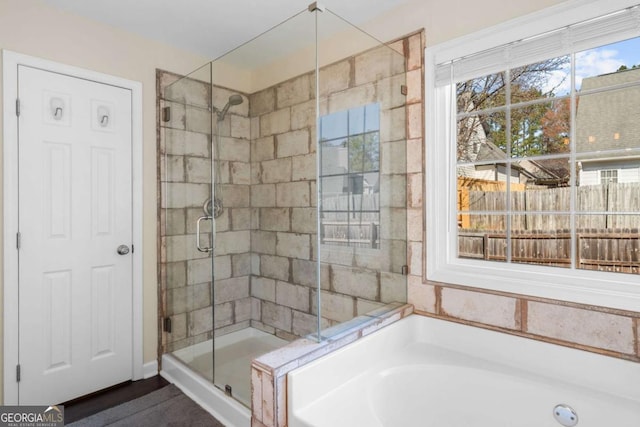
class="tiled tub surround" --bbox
[251,304,414,427]
[410,285,640,362]
[288,314,640,427]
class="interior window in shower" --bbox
[320,103,380,248]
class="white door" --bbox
[17,65,133,405]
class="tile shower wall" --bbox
[158,71,252,353]
[248,42,407,340]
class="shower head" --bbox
[228,94,243,106]
[217,94,244,121]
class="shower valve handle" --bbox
[196,215,213,253]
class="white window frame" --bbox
[425,0,640,312]
[600,169,619,184]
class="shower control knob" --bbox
[117,245,130,255]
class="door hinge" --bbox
[16,99,20,117]
[16,232,21,250]
[131,244,134,254]
[163,317,172,333]
[16,364,21,382]
[401,265,409,275]
[162,106,171,123]
[400,85,408,96]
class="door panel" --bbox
[18,66,133,405]
[43,270,72,372]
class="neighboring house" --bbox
[320,143,379,196]
[576,67,640,186]
[457,115,567,187]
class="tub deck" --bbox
[288,315,640,427]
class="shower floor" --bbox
[172,328,288,407]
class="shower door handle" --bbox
[196,215,213,253]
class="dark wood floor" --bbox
[62,375,170,424]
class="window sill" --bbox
[427,255,640,313]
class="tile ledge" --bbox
[252,303,414,374]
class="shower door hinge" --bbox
[16,364,21,382]
[163,317,172,333]
[131,244,134,254]
[15,99,20,117]
[162,106,171,123]
[401,265,409,275]
[16,232,21,250]
[400,85,408,96]
[308,1,325,12]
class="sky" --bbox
[544,36,640,95]
[576,37,640,87]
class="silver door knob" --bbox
[117,245,130,255]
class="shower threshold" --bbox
[161,327,288,427]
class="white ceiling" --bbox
[40,0,413,60]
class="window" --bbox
[319,103,380,248]
[426,1,640,311]
[600,169,619,184]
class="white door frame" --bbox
[2,50,144,404]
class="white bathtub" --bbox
[288,315,640,427]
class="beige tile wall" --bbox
[248,41,408,340]
[157,71,253,354]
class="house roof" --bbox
[576,67,640,162]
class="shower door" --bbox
[160,63,256,405]
[315,9,408,337]
[160,63,217,382]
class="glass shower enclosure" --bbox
[158,2,407,413]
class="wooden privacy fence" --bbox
[321,221,379,248]
[321,193,380,248]
[459,180,640,230]
[458,180,639,272]
[459,229,639,273]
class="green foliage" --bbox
[348,133,379,173]
[616,64,640,71]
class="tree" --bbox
[456,57,569,161]
[348,133,379,173]
[616,64,639,71]
[540,97,571,154]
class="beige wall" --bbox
[359,0,567,47]
[0,0,210,403]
